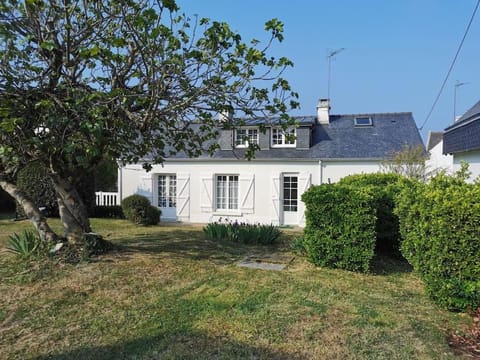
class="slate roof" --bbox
[242,115,315,126]
[443,99,480,154]
[160,112,423,161]
[426,131,443,151]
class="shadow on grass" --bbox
[108,229,282,265]
[370,254,413,275]
[0,212,15,220]
[34,331,307,360]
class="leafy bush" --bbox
[396,169,480,311]
[92,205,125,219]
[339,173,404,256]
[203,220,282,245]
[7,230,45,258]
[15,161,97,218]
[302,184,377,273]
[16,161,58,218]
[290,236,306,254]
[121,194,160,225]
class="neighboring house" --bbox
[425,131,453,174]
[119,99,424,226]
[443,99,480,181]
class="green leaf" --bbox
[39,40,55,51]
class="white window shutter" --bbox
[271,172,281,224]
[200,173,214,212]
[138,174,153,203]
[298,171,312,226]
[239,173,255,214]
[176,173,190,219]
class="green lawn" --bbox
[0,218,468,359]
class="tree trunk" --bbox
[0,180,58,243]
[56,196,85,244]
[50,174,92,244]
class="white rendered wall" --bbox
[120,159,384,226]
[452,150,480,182]
[320,160,381,184]
[426,141,453,175]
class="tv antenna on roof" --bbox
[453,80,468,122]
[327,48,345,100]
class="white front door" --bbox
[282,174,298,225]
[157,174,177,220]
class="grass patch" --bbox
[0,218,468,359]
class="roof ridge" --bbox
[330,112,413,117]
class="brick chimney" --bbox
[317,98,330,124]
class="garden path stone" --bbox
[237,254,294,271]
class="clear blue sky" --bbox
[176,0,480,141]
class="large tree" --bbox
[0,0,298,243]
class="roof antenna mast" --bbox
[327,48,345,100]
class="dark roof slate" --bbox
[426,131,443,151]
[162,112,423,161]
[444,99,480,154]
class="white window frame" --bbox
[271,127,296,147]
[235,128,259,148]
[215,174,239,211]
[354,117,373,126]
[282,173,298,212]
[157,174,177,208]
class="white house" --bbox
[443,99,480,181]
[119,99,424,226]
[425,131,453,174]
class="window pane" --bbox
[235,130,246,146]
[248,129,258,145]
[216,175,227,209]
[283,175,298,212]
[285,128,296,145]
[158,175,167,207]
[216,175,239,210]
[229,175,239,209]
[169,176,177,207]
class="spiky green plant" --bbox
[6,230,43,258]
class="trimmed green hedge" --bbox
[339,173,404,256]
[121,194,160,226]
[396,170,480,311]
[302,184,377,273]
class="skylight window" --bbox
[354,117,373,126]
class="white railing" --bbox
[95,191,119,206]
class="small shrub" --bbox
[290,236,306,254]
[121,194,160,225]
[203,220,281,245]
[7,230,45,258]
[302,184,377,273]
[92,205,125,219]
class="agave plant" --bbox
[6,230,43,258]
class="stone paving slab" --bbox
[237,254,295,271]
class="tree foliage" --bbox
[381,145,430,181]
[0,0,298,243]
